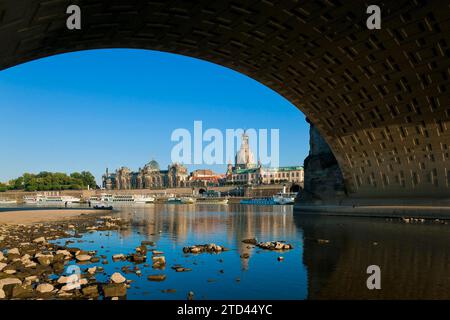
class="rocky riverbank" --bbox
[0,214,145,300]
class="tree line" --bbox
[0,171,98,192]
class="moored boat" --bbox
[196,197,229,205]
[24,194,81,205]
[0,199,17,205]
[180,197,196,204]
[90,194,155,205]
[166,197,182,204]
[272,187,298,205]
[240,198,276,205]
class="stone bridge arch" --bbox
[1,0,449,205]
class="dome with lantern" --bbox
[143,159,160,172]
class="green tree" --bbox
[7,170,98,191]
[0,183,7,192]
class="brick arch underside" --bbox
[1,0,449,201]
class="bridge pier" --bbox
[295,121,450,219]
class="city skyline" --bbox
[0,49,309,184]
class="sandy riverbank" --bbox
[0,209,111,225]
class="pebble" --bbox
[111,272,126,284]
[4,270,16,274]
[183,243,226,254]
[148,274,166,282]
[36,283,54,293]
[152,256,166,268]
[8,248,20,255]
[75,254,92,262]
[56,250,71,256]
[87,267,97,275]
[0,262,7,272]
[25,276,38,283]
[112,254,126,260]
[0,278,22,288]
[57,276,71,284]
[36,254,53,266]
[32,237,46,244]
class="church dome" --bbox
[145,160,160,171]
[235,132,255,167]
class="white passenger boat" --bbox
[196,197,229,205]
[272,187,298,205]
[24,194,81,205]
[90,194,155,205]
[0,199,17,205]
[180,197,196,204]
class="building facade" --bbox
[188,169,225,187]
[226,132,304,186]
[102,160,189,190]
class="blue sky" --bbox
[0,49,309,184]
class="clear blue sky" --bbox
[0,49,309,184]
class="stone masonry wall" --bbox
[297,119,347,205]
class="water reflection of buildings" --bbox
[294,215,450,299]
[114,205,298,270]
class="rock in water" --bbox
[152,256,166,269]
[136,245,148,254]
[87,267,97,275]
[36,283,54,293]
[131,254,146,263]
[183,244,226,254]
[82,285,99,297]
[148,275,166,282]
[242,238,258,245]
[112,254,126,261]
[103,284,127,297]
[76,254,92,262]
[111,272,126,284]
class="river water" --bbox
[5,203,450,299]
[57,204,308,300]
